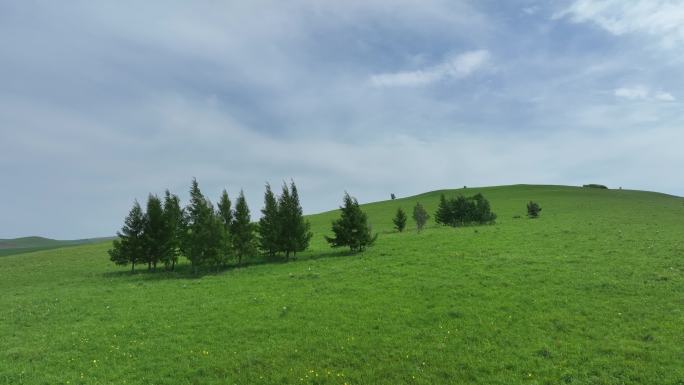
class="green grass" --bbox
[1,185,682,385]
[0,236,114,257]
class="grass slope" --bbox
[1,185,682,385]
[0,236,114,257]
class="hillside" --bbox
[0,185,682,384]
[0,236,114,257]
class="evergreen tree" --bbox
[288,181,312,259]
[108,200,145,272]
[393,207,407,232]
[325,192,377,252]
[435,194,451,226]
[413,202,429,232]
[258,183,280,258]
[527,201,542,218]
[217,189,234,264]
[232,190,256,265]
[143,194,166,271]
[162,190,183,271]
[182,178,217,273]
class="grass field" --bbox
[1,185,682,385]
[0,236,114,257]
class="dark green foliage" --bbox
[277,181,312,260]
[412,202,429,231]
[391,193,396,200]
[182,178,224,272]
[527,201,542,218]
[217,190,234,263]
[435,194,451,225]
[142,194,166,271]
[258,183,280,258]
[583,184,608,189]
[325,192,377,252]
[432,193,496,226]
[162,190,183,270]
[393,207,407,232]
[232,190,256,265]
[108,201,145,272]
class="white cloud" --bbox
[370,50,490,87]
[556,0,684,48]
[614,86,676,101]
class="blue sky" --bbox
[1,0,683,239]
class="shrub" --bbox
[583,184,608,189]
[527,201,542,218]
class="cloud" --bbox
[614,86,676,101]
[556,0,684,48]
[370,50,490,87]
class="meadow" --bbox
[1,185,682,385]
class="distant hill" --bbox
[0,236,114,257]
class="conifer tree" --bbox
[182,178,216,273]
[258,183,280,258]
[325,192,377,252]
[217,189,234,264]
[413,202,429,232]
[232,190,256,265]
[162,190,183,271]
[143,194,166,271]
[286,181,312,259]
[108,200,145,272]
[435,194,451,226]
[393,207,407,232]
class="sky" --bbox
[1,0,683,239]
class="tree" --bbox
[182,178,221,273]
[413,202,429,232]
[108,200,145,272]
[278,181,312,260]
[232,190,256,265]
[258,183,280,258]
[162,190,183,271]
[393,207,407,232]
[391,193,396,200]
[217,189,234,264]
[325,192,377,252]
[435,194,451,226]
[142,194,166,271]
[527,201,542,218]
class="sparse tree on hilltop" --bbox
[413,202,429,232]
[393,207,407,232]
[325,192,377,252]
[109,200,146,272]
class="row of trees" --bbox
[109,179,311,273]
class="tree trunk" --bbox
[171,259,175,271]
[286,250,290,261]
[131,263,135,273]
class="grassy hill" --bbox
[0,236,114,257]
[0,185,682,385]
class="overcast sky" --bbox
[1,0,683,239]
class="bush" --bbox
[527,201,542,218]
[583,184,608,189]
[434,193,497,227]
[393,207,407,232]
